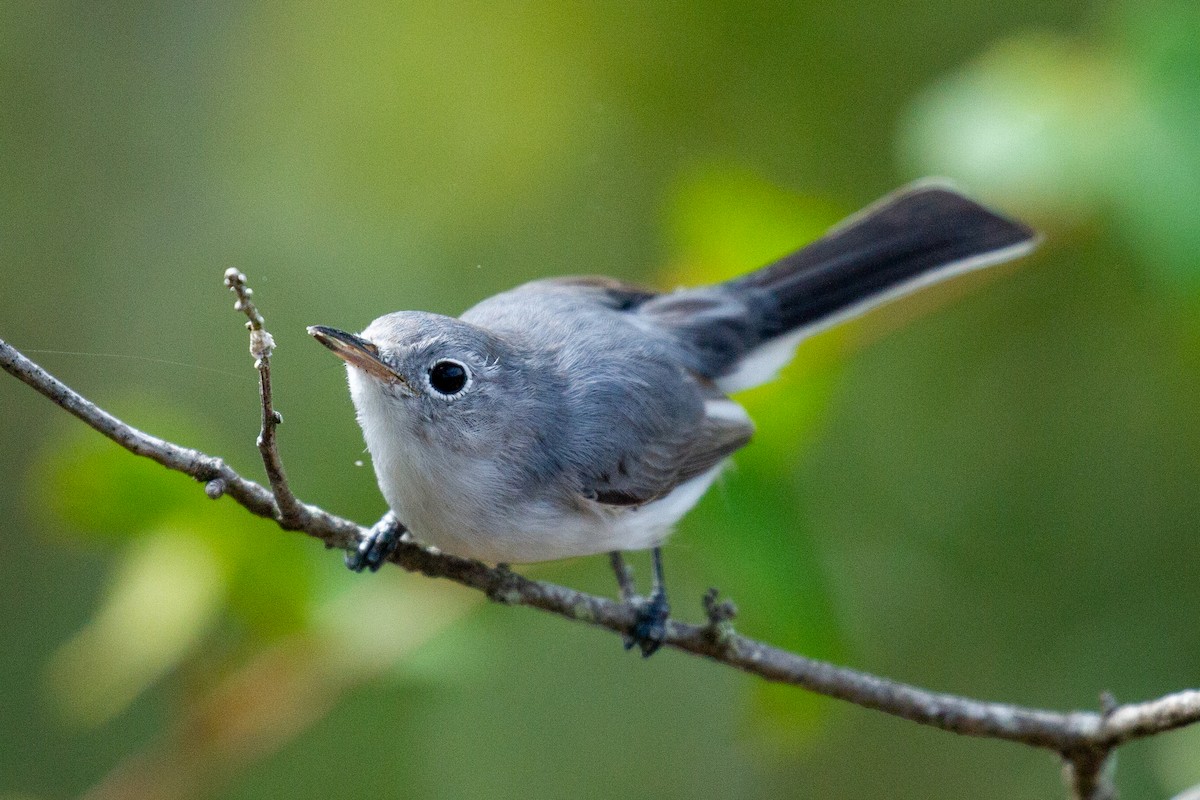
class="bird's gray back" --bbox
[461,278,748,504]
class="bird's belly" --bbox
[379,461,726,564]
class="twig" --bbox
[0,337,359,544]
[702,587,738,651]
[1061,747,1114,800]
[222,268,305,529]
[1,337,275,520]
[4,277,1200,797]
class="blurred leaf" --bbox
[1152,724,1200,799]
[665,164,842,283]
[222,1,605,239]
[902,12,1200,292]
[1107,0,1200,291]
[899,33,1133,222]
[45,529,223,727]
[32,403,318,641]
[217,511,317,640]
[737,364,843,470]
[683,458,844,750]
[30,406,209,545]
[664,165,849,746]
[315,573,483,682]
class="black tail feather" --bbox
[637,182,1038,387]
[728,183,1038,339]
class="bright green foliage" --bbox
[31,407,317,722]
[666,166,848,746]
[31,409,211,546]
[902,2,1200,292]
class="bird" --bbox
[309,181,1038,655]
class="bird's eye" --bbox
[427,359,470,397]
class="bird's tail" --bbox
[642,182,1039,394]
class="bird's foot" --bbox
[624,590,670,658]
[345,512,405,573]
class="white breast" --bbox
[349,365,733,564]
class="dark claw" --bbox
[624,590,670,658]
[345,514,404,573]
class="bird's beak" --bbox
[307,325,416,395]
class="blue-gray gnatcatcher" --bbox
[310,182,1037,654]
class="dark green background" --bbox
[3,2,1200,798]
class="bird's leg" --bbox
[609,551,637,602]
[611,547,670,658]
[635,547,671,656]
[346,510,406,572]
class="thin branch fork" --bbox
[3,274,1200,800]
[223,267,306,529]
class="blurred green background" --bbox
[3,1,1200,798]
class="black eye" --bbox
[427,360,469,396]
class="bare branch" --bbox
[1061,748,1115,800]
[2,336,276,520]
[1100,688,1200,745]
[222,268,306,529]
[0,336,360,545]
[5,294,1200,799]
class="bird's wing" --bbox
[530,275,660,312]
[463,275,750,506]
[581,391,753,507]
